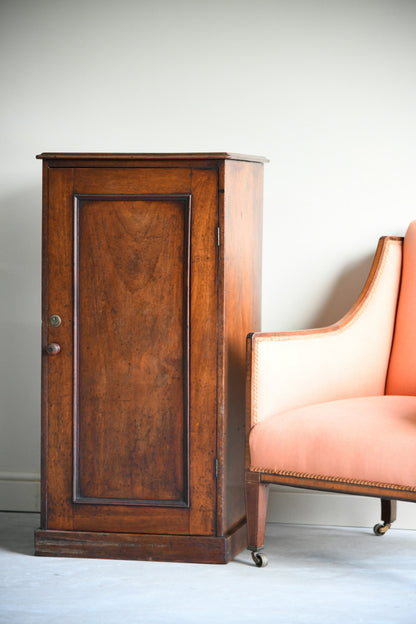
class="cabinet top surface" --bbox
[36,152,268,163]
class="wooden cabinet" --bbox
[35,153,265,563]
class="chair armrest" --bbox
[248,236,403,427]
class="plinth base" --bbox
[34,521,247,564]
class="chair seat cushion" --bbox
[249,395,416,489]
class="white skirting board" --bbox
[0,473,40,512]
[267,485,416,530]
[1,476,415,530]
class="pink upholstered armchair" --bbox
[246,222,416,567]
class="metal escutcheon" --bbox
[50,315,62,327]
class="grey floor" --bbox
[1,512,416,624]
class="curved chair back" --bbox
[386,221,416,395]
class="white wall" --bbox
[1,0,416,528]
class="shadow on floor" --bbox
[0,511,39,556]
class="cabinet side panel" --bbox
[218,160,263,534]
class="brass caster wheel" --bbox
[251,551,268,567]
[373,522,391,536]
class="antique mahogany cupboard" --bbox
[35,152,266,564]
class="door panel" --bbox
[42,166,218,535]
[75,197,190,506]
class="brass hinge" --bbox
[215,458,220,478]
[216,226,221,247]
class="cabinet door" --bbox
[42,165,218,535]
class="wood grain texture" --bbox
[38,153,265,562]
[217,160,263,535]
[381,499,397,524]
[37,152,268,163]
[187,168,219,537]
[40,160,49,526]
[74,168,192,195]
[75,197,190,505]
[34,522,247,564]
[42,166,75,530]
[43,168,194,535]
[245,471,269,551]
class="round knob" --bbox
[46,343,61,355]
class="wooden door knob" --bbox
[46,343,61,355]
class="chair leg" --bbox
[245,470,269,566]
[373,498,397,535]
